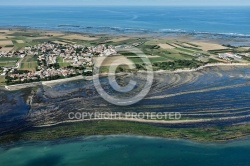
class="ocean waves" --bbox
[3,24,250,39]
[50,25,250,37]
[1,6,250,39]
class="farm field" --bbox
[0,57,20,67]
[20,55,38,71]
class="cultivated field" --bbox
[94,56,133,67]
[190,41,228,51]
[158,43,175,49]
[20,55,38,71]
[62,34,98,41]
[0,40,13,46]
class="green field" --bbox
[161,52,193,60]
[0,57,20,61]
[0,61,16,67]
[57,57,64,63]
[0,57,20,67]
[121,45,196,66]
[58,62,71,68]
[57,57,70,67]
[11,39,30,51]
[149,56,169,62]
[20,55,37,71]
[118,51,138,57]
[20,62,37,71]
[10,32,41,37]
[175,47,196,54]
[99,66,111,73]
[127,57,144,64]
[0,76,6,85]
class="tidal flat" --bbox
[1,65,250,143]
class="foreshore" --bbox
[155,62,250,74]
[4,75,92,91]
[35,113,250,128]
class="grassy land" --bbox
[0,57,20,61]
[1,121,250,144]
[175,47,195,54]
[56,56,64,63]
[0,57,20,67]
[10,32,42,37]
[0,76,6,85]
[20,55,37,71]
[183,42,200,47]
[0,61,16,67]
[99,66,111,73]
[118,51,138,57]
[127,57,144,64]
[208,49,233,54]
[20,62,37,71]
[119,48,194,65]
[11,39,34,51]
[161,52,193,61]
[56,57,71,68]
[59,63,71,68]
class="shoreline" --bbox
[3,62,250,91]
[35,113,250,128]
[1,120,249,144]
[153,62,250,74]
[1,25,250,39]
[4,75,92,91]
[1,27,250,50]
[1,134,249,147]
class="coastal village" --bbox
[0,29,250,85]
[0,42,117,84]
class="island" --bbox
[0,28,250,144]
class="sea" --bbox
[1,6,250,165]
[0,6,250,37]
[1,135,250,166]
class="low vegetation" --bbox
[1,121,250,144]
[153,60,203,70]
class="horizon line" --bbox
[1,5,250,7]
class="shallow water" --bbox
[0,135,250,166]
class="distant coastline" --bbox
[1,25,250,42]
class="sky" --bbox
[0,0,249,6]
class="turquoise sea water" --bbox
[0,136,250,166]
[0,6,250,36]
